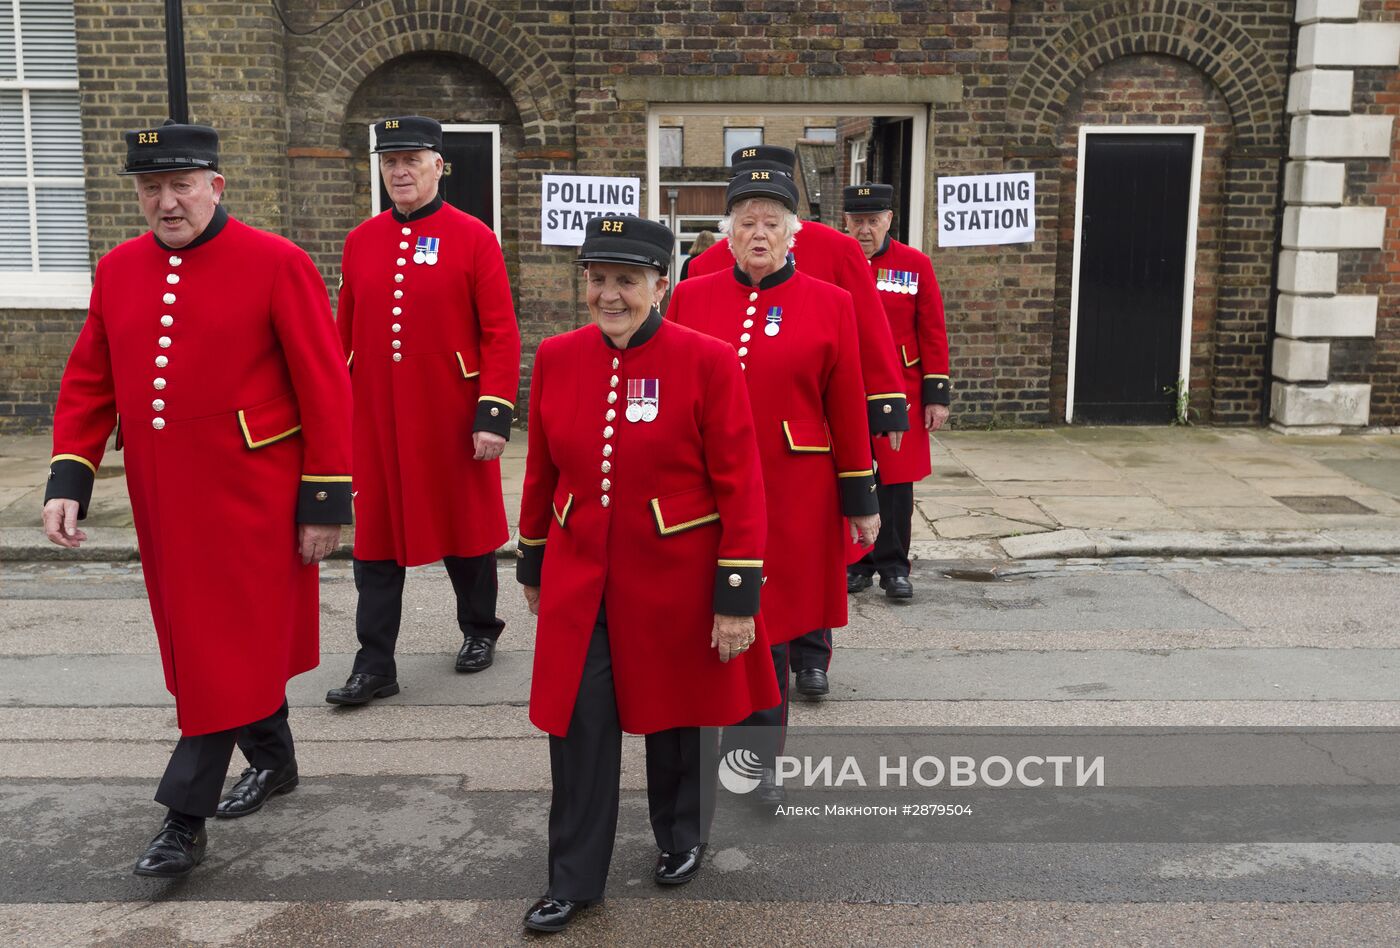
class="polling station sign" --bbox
[541,174,640,247]
[937,172,1035,248]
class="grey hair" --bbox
[718,197,802,252]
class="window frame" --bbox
[658,125,684,167]
[721,126,763,165]
[0,0,91,309]
[848,138,868,186]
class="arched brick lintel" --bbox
[1008,0,1282,152]
[290,0,571,150]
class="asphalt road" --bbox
[3,556,1400,946]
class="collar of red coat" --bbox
[152,204,229,252]
[600,307,663,350]
[869,234,893,260]
[392,194,444,223]
[731,259,796,290]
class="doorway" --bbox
[371,124,502,241]
[1067,128,1202,423]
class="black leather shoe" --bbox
[794,668,829,697]
[523,896,597,933]
[754,768,787,804]
[133,816,206,878]
[654,844,705,885]
[215,762,299,819]
[325,672,400,706]
[455,636,496,673]
[884,575,914,599]
[847,572,874,594]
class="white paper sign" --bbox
[540,174,640,247]
[936,172,1035,247]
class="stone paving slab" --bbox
[5,779,1400,907]
[9,699,1400,746]
[8,900,1400,948]
[5,647,1400,709]
[5,428,1398,558]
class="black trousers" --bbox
[790,627,833,673]
[352,553,505,678]
[547,605,716,902]
[154,700,294,818]
[722,641,790,766]
[850,481,915,581]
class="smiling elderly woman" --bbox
[516,214,778,933]
[666,170,881,802]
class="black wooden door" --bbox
[1073,133,1193,424]
[378,130,496,230]
[873,118,914,244]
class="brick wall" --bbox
[0,309,85,431]
[1045,55,1237,424]
[7,0,1325,431]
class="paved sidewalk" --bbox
[2,426,1398,560]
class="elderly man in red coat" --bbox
[844,183,952,600]
[42,122,353,878]
[327,115,522,706]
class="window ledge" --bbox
[0,284,91,310]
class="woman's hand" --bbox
[297,523,342,565]
[850,513,881,547]
[522,585,541,616]
[712,614,757,663]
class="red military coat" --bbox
[686,220,908,434]
[338,197,521,566]
[667,265,878,644]
[47,210,352,736]
[869,238,951,484]
[517,314,779,737]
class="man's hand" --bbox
[522,585,541,616]
[298,523,342,565]
[42,499,86,549]
[473,431,506,461]
[926,404,951,433]
[850,513,881,547]
[881,429,905,452]
[712,614,756,663]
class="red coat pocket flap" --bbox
[552,483,574,527]
[901,343,922,367]
[455,351,481,379]
[238,391,302,449]
[783,420,832,454]
[650,485,720,536]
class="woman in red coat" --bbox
[666,170,882,802]
[516,215,777,933]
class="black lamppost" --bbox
[164,0,189,123]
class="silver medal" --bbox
[625,403,643,423]
[764,322,779,337]
[426,253,438,266]
[413,251,426,264]
[641,403,658,423]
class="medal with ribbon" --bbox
[413,236,440,266]
[764,306,783,337]
[625,378,659,423]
